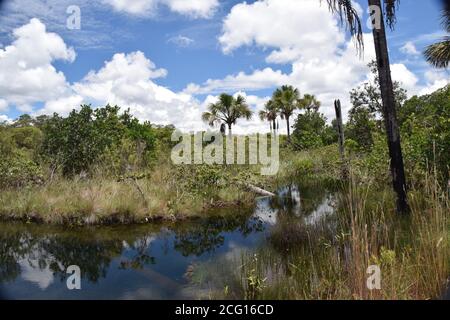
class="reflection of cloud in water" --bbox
[254,197,277,225]
[19,259,54,290]
[304,195,335,226]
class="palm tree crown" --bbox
[202,93,253,135]
[424,0,450,68]
[259,99,278,131]
[272,85,301,141]
[298,94,321,113]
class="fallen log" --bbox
[244,183,276,197]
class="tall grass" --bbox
[0,160,256,225]
[227,173,449,300]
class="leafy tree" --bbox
[202,93,252,136]
[12,114,34,128]
[292,109,328,150]
[41,105,155,177]
[400,85,450,181]
[350,61,407,117]
[346,107,376,151]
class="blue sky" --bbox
[0,0,448,133]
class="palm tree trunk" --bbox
[369,0,409,214]
[273,119,276,134]
[228,123,232,137]
[286,116,291,142]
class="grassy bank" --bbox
[0,159,261,225]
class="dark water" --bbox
[0,182,337,299]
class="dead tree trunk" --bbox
[369,0,410,214]
[334,99,348,179]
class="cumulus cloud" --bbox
[184,68,290,95]
[219,0,344,62]
[0,18,75,111]
[167,35,195,47]
[0,114,12,123]
[418,70,449,95]
[0,99,8,112]
[71,51,208,131]
[189,0,435,124]
[390,63,419,93]
[189,0,379,122]
[103,0,219,18]
[400,41,420,56]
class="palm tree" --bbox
[273,85,300,142]
[298,94,321,113]
[259,99,278,132]
[424,0,450,68]
[325,0,409,214]
[202,93,253,136]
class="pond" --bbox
[0,182,343,299]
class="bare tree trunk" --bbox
[334,99,348,179]
[369,0,409,214]
[286,116,291,142]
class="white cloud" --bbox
[400,41,420,56]
[219,0,344,63]
[0,99,8,112]
[184,68,290,95]
[0,114,12,123]
[103,0,158,16]
[165,0,219,18]
[167,35,195,47]
[71,51,208,131]
[390,63,419,93]
[418,70,449,95]
[0,18,75,110]
[103,0,219,18]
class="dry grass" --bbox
[0,161,255,225]
[221,174,449,300]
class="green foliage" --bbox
[399,85,450,181]
[0,153,43,188]
[292,110,332,150]
[41,104,156,177]
[202,94,253,134]
[346,107,376,151]
[347,61,407,152]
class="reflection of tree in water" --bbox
[265,181,338,277]
[0,224,155,284]
[269,181,335,217]
[0,210,265,284]
[0,228,37,283]
[173,212,264,257]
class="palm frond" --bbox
[325,0,364,51]
[424,37,450,68]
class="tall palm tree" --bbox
[298,94,321,113]
[424,0,450,68]
[324,0,409,214]
[273,85,300,142]
[202,93,253,136]
[259,99,278,132]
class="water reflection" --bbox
[0,181,337,299]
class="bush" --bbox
[0,153,44,188]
